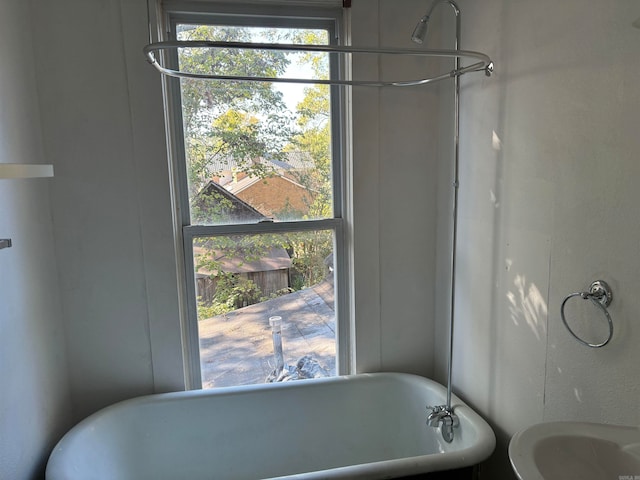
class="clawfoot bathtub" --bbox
[46,373,494,479]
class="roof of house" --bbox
[193,180,265,224]
[207,151,313,174]
[224,172,308,196]
[195,245,292,277]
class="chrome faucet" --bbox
[426,405,459,443]
[426,405,446,426]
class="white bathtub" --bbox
[46,373,495,480]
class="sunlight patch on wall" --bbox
[491,130,503,151]
[506,273,548,341]
[489,189,500,208]
[574,387,583,403]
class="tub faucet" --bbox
[426,405,446,426]
[426,405,459,443]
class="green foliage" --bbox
[197,296,230,319]
[178,25,295,196]
[213,273,265,310]
[197,273,266,320]
[285,31,333,220]
[190,189,236,225]
[181,26,335,316]
[287,230,333,289]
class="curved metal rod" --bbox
[143,40,493,86]
[560,291,614,348]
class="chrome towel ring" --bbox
[560,280,614,348]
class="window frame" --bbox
[160,2,352,389]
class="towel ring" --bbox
[560,280,613,348]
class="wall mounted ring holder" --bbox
[560,280,613,348]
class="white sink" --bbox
[509,421,640,480]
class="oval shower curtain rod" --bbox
[143,40,493,86]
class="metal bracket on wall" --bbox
[0,239,12,250]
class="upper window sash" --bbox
[166,10,344,230]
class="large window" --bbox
[164,5,348,389]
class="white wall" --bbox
[30,0,184,420]
[0,2,72,479]
[452,0,640,477]
[351,0,441,376]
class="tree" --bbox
[177,25,295,197]
[284,30,332,220]
[179,26,335,316]
[282,33,334,289]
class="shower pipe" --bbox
[413,0,461,440]
[143,41,493,86]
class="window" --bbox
[163,4,349,389]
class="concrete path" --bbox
[198,279,336,388]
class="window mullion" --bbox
[184,218,342,238]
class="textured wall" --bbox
[0,2,72,478]
[351,0,441,376]
[30,0,184,421]
[451,0,640,477]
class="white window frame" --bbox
[160,1,353,389]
